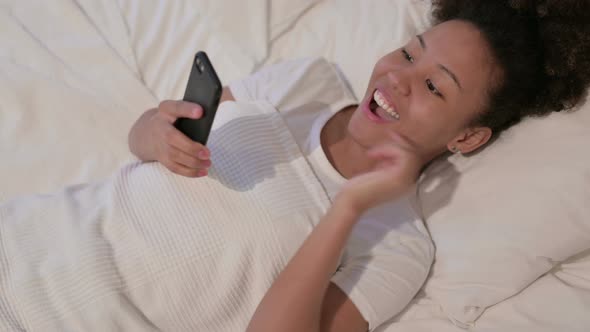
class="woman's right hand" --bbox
[128,100,212,178]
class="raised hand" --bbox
[335,132,424,214]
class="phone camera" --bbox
[195,58,205,73]
[195,57,205,72]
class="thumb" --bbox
[159,100,203,122]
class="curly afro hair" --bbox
[432,0,590,134]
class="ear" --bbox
[446,127,493,154]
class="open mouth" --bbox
[369,89,400,121]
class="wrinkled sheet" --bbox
[0,0,268,201]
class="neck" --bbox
[321,106,377,179]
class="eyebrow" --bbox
[417,34,463,91]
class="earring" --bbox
[450,146,460,154]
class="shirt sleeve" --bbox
[228,57,357,110]
[330,196,434,331]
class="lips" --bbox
[372,90,400,120]
[363,89,400,123]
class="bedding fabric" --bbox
[0,0,277,202]
[377,250,590,332]
[0,0,156,201]
[2,0,590,331]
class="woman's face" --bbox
[347,20,500,162]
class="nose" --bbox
[387,69,411,96]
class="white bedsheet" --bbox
[0,0,268,201]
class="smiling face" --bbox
[347,20,501,162]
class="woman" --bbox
[1,1,589,331]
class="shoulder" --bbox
[330,193,434,329]
[229,57,357,110]
[351,193,433,258]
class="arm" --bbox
[219,86,235,103]
[320,283,368,331]
[246,134,423,332]
[246,201,367,332]
[127,87,234,176]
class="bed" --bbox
[1,1,589,331]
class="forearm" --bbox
[246,203,360,332]
[128,108,157,161]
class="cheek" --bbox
[401,101,460,149]
[365,62,386,92]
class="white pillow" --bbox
[474,249,590,331]
[418,100,590,327]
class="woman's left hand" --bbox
[335,132,424,215]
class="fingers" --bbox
[367,131,423,165]
[161,159,209,178]
[154,104,211,178]
[366,141,423,174]
[163,125,210,160]
[387,130,417,152]
[160,145,211,178]
[164,144,211,170]
[158,100,203,122]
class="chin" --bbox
[345,112,378,149]
[346,109,366,136]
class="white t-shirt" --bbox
[230,57,434,330]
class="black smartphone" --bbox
[174,51,222,144]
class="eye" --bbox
[426,79,443,98]
[402,48,414,63]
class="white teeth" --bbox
[373,90,400,120]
